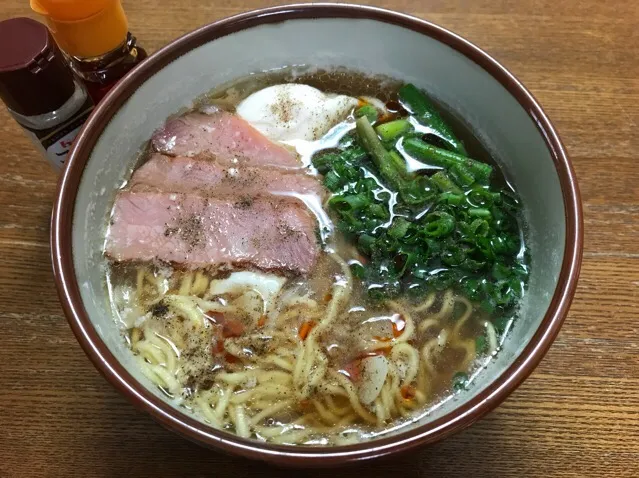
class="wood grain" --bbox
[0,0,638,476]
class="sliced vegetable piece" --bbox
[422,211,455,238]
[358,355,389,405]
[329,194,369,211]
[375,119,412,142]
[358,234,376,255]
[355,104,378,123]
[469,207,492,218]
[222,318,245,338]
[400,385,416,400]
[403,138,493,183]
[323,170,342,192]
[355,115,405,190]
[449,163,475,187]
[475,335,487,354]
[342,359,362,382]
[431,171,462,194]
[452,371,468,391]
[388,217,411,239]
[438,191,464,205]
[298,320,316,340]
[398,83,467,155]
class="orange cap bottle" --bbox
[31,0,147,102]
[30,0,128,58]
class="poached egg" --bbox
[236,84,358,143]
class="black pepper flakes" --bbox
[150,300,169,318]
[234,196,254,210]
[169,213,205,251]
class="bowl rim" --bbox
[51,2,583,466]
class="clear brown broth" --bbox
[105,66,522,445]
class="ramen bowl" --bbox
[51,3,582,466]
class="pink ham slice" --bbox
[130,154,325,199]
[152,111,300,168]
[105,191,319,274]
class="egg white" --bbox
[236,84,358,142]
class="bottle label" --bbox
[43,122,86,169]
[36,102,94,170]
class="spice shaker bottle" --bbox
[0,17,94,171]
[31,0,147,102]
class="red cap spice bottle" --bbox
[0,17,94,171]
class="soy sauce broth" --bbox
[105,66,529,445]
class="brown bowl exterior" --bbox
[51,3,583,467]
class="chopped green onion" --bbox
[388,151,409,179]
[329,194,369,211]
[398,84,467,155]
[368,203,388,219]
[462,258,486,271]
[403,138,493,183]
[323,170,342,191]
[356,116,404,190]
[422,211,455,237]
[449,163,475,187]
[354,104,378,123]
[469,218,490,237]
[492,315,512,336]
[350,262,366,279]
[475,335,487,355]
[388,217,411,238]
[399,176,434,205]
[469,208,491,218]
[431,171,462,194]
[442,245,466,266]
[452,372,468,392]
[491,262,511,280]
[317,85,529,309]
[438,192,464,206]
[475,237,495,260]
[358,234,376,255]
[375,119,412,142]
[467,187,499,207]
[311,151,339,174]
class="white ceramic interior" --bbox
[71,16,565,442]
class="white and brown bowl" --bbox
[51,3,583,466]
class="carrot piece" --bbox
[205,311,224,324]
[323,293,333,303]
[342,360,362,382]
[400,385,416,401]
[298,320,316,341]
[222,318,244,338]
[373,335,392,342]
[391,313,406,338]
[224,353,240,364]
[257,315,267,328]
[205,310,245,337]
[211,338,224,355]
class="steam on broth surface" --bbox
[105,67,529,445]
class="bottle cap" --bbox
[31,0,128,58]
[0,17,77,117]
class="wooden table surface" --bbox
[1,0,638,476]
